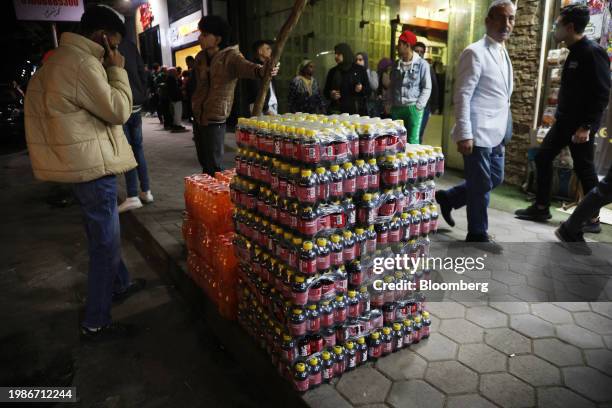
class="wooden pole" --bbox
[51,22,58,48]
[252,0,308,116]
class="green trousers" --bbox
[391,105,424,145]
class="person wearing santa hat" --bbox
[385,29,431,145]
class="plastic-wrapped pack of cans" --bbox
[232,114,443,391]
[184,170,239,319]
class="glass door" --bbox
[442,0,489,169]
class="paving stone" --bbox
[557,324,605,349]
[489,299,530,314]
[485,329,531,358]
[508,354,561,386]
[302,384,353,408]
[458,343,507,373]
[492,269,527,286]
[510,314,555,338]
[375,349,428,380]
[411,333,458,361]
[537,387,596,408]
[584,349,612,376]
[424,361,478,394]
[591,302,612,319]
[425,302,466,319]
[563,366,612,402]
[446,394,497,408]
[336,367,391,405]
[509,284,550,302]
[358,405,389,408]
[554,302,591,312]
[604,335,612,349]
[386,380,445,408]
[480,373,535,408]
[531,303,574,324]
[438,319,484,344]
[465,306,508,328]
[573,312,612,335]
[526,274,556,292]
[533,338,584,367]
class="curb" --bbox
[121,211,308,407]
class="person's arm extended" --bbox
[76,62,132,125]
[451,49,481,143]
[229,51,265,80]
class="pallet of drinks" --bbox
[230,114,443,391]
[183,170,238,319]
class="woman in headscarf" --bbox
[355,51,379,117]
[323,43,370,115]
[288,59,326,113]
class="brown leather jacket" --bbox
[192,45,264,125]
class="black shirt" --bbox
[556,36,610,129]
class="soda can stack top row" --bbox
[183,170,239,319]
[231,114,443,392]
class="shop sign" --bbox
[169,10,201,48]
[13,0,84,22]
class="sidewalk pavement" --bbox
[0,147,273,407]
[126,117,612,407]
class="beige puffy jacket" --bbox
[25,32,136,183]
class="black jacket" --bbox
[244,57,276,114]
[118,39,147,107]
[427,64,439,112]
[324,63,371,115]
[556,36,610,129]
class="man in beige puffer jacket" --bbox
[25,5,144,340]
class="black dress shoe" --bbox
[112,279,146,304]
[435,190,455,227]
[555,224,592,255]
[80,322,137,342]
[515,204,552,222]
[465,233,503,254]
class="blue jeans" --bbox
[419,106,431,144]
[444,143,505,235]
[123,112,150,198]
[72,176,130,328]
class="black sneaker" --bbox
[465,233,503,254]
[80,322,137,342]
[582,219,602,234]
[555,223,591,255]
[112,278,146,304]
[435,190,455,227]
[515,204,552,221]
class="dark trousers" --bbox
[419,106,431,144]
[535,120,598,208]
[72,176,130,328]
[123,112,150,198]
[161,98,173,128]
[565,165,612,233]
[445,143,505,235]
[194,122,226,176]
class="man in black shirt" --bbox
[516,4,610,233]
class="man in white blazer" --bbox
[435,0,515,250]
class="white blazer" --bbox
[451,36,514,148]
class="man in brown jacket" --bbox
[192,15,278,175]
[25,5,144,340]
